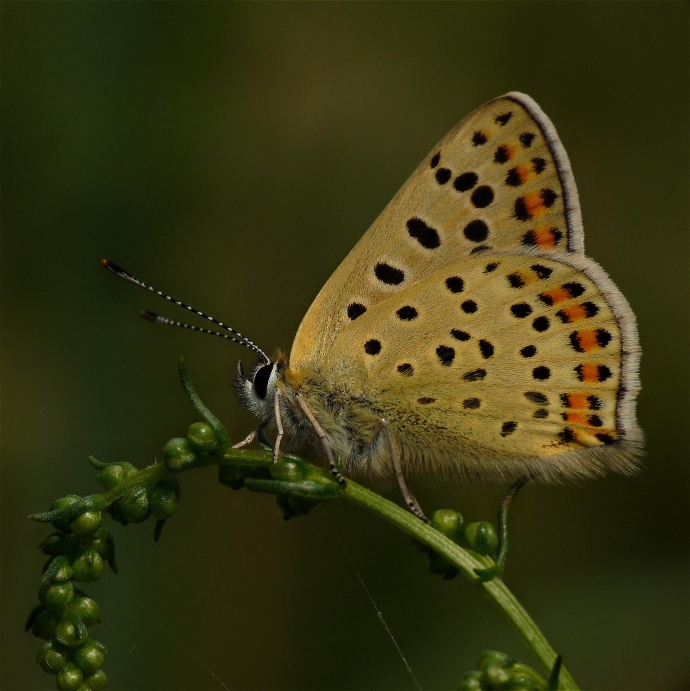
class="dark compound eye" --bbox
[252,364,275,400]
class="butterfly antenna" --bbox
[102,260,270,363]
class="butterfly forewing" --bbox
[291,92,583,372]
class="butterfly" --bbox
[105,92,643,521]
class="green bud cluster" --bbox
[28,499,111,689]
[28,450,184,688]
[29,554,107,689]
[458,651,547,690]
[100,463,181,534]
[219,456,341,519]
[414,509,499,579]
[163,421,224,472]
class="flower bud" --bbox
[90,537,110,561]
[67,597,101,627]
[270,459,308,483]
[163,438,197,472]
[73,640,105,674]
[40,532,66,556]
[505,672,539,689]
[56,661,84,690]
[483,660,510,688]
[476,650,515,671]
[187,422,219,453]
[118,488,150,523]
[431,509,464,543]
[427,551,459,579]
[106,502,129,527]
[150,483,179,520]
[508,663,546,687]
[37,639,71,674]
[50,496,81,533]
[457,671,484,691]
[71,547,104,582]
[39,581,74,611]
[96,463,134,490]
[464,522,498,556]
[44,556,73,583]
[54,619,88,648]
[83,670,108,691]
[71,512,103,537]
[31,608,60,640]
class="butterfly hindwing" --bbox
[291,92,584,372]
[321,252,640,480]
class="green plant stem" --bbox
[31,445,578,689]
[217,448,578,690]
[341,479,577,689]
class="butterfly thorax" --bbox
[277,365,392,478]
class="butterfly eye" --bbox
[252,363,275,400]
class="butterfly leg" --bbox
[380,419,428,523]
[273,389,284,464]
[474,476,531,582]
[231,420,268,450]
[294,393,347,488]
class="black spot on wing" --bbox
[374,263,404,285]
[519,132,535,147]
[532,366,551,380]
[463,220,489,243]
[479,339,494,358]
[407,218,440,249]
[396,306,418,321]
[500,421,518,437]
[525,391,548,404]
[364,340,381,355]
[454,172,478,192]
[532,316,550,332]
[472,131,487,146]
[445,276,464,293]
[471,186,494,208]
[494,146,510,164]
[511,303,532,318]
[436,345,455,366]
[347,303,366,320]
[463,368,486,381]
[435,168,452,185]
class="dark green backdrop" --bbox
[2,3,688,690]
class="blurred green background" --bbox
[2,3,688,690]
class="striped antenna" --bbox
[102,260,270,363]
